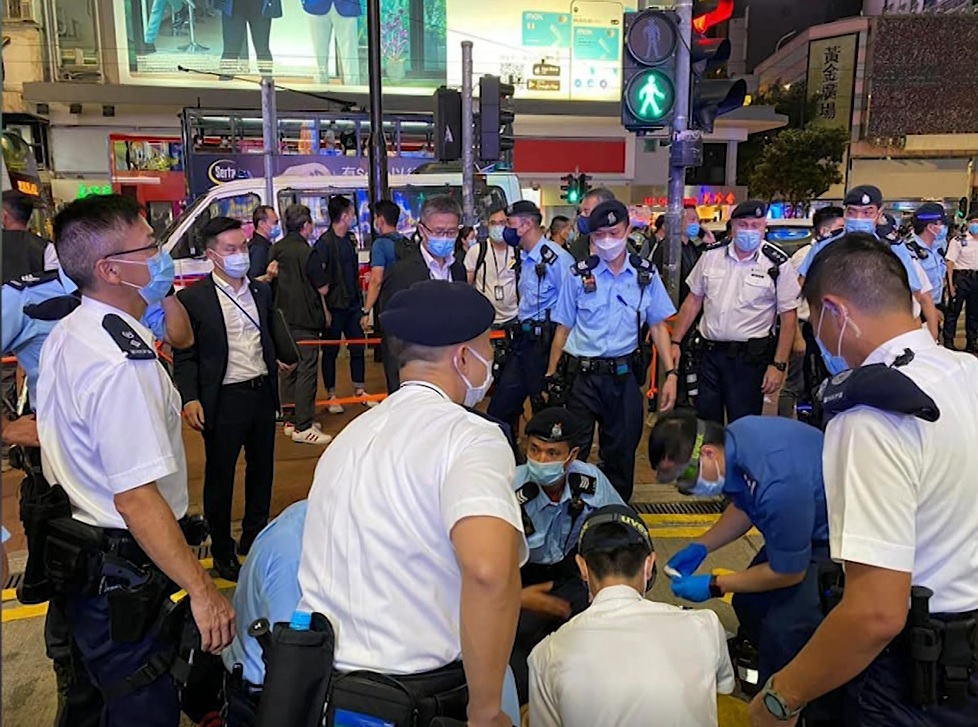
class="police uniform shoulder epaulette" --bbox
[703,237,731,252]
[516,481,540,536]
[5,270,60,291]
[102,314,157,360]
[905,239,928,259]
[24,293,81,321]
[567,471,597,497]
[761,241,789,266]
[572,255,599,277]
[629,253,654,272]
[540,243,559,265]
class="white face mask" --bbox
[454,346,494,407]
[593,236,627,261]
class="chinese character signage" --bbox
[806,34,857,130]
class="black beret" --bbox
[525,407,585,443]
[875,213,899,241]
[843,185,883,208]
[587,200,629,233]
[578,505,653,554]
[730,200,767,220]
[912,202,946,225]
[379,280,494,346]
[506,200,541,218]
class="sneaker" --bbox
[326,398,345,415]
[355,390,379,408]
[283,421,321,438]
[292,427,333,445]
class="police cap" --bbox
[379,280,494,347]
[876,212,899,241]
[587,200,629,233]
[506,200,542,219]
[578,504,653,554]
[843,185,883,208]
[525,407,585,444]
[912,202,946,225]
[730,200,767,220]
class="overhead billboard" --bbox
[112,0,637,101]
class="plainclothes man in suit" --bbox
[174,216,296,582]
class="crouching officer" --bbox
[748,233,978,727]
[35,195,234,727]
[649,411,838,724]
[546,200,677,502]
[510,407,626,703]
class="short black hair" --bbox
[200,216,243,249]
[549,215,570,237]
[582,526,650,582]
[653,214,665,232]
[648,410,724,469]
[252,205,276,227]
[328,196,353,224]
[284,203,312,234]
[385,335,450,369]
[487,206,507,220]
[813,205,843,231]
[582,187,615,206]
[53,194,146,291]
[802,232,913,315]
[2,190,35,225]
[371,199,400,228]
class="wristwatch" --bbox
[663,368,679,378]
[771,360,788,372]
[760,676,804,720]
[359,308,369,317]
[708,574,723,598]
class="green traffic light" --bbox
[626,68,676,123]
[568,189,580,204]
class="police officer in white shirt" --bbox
[748,232,978,727]
[670,200,800,423]
[943,206,978,352]
[297,280,525,727]
[529,504,735,727]
[36,195,234,727]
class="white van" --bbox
[161,171,524,287]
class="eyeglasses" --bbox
[104,241,160,258]
[420,222,460,238]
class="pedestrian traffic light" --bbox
[621,10,678,132]
[689,0,745,132]
[561,174,580,204]
[433,87,462,162]
[479,75,516,162]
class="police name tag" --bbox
[494,285,505,301]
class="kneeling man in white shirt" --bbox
[528,504,735,727]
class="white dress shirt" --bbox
[213,273,268,385]
[686,243,801,341]
[790,244,812,322]
[822,329,978,613]
[529,585,735,727]
[419,244,456,281]
[947,235,978,271]
[298,381,526,673]
[36,297,188,528]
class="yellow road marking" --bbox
[2,602,48,622]
[2,588,16,603]
[643,513,722,524]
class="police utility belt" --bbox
[701,336,775,362]
[566,350,642,377]
[247,614,467,727]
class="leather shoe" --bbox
[213,557,241,582]
[237,532,259,557]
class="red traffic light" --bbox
[692,0,733,34]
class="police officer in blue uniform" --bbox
[487,201,574,427]
[906,202,948,310]
[511,407,625,703]
[546,200,677,502]
[649,411,835,722]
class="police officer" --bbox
[669,200,800,425]
[797,185,940,340]
[568,188,615,262]
[510,407,625,702]
[906,202,948,310]
[943,207,978,351]
[649,412,836,722]
[546,200,677,501]
[748,233,978,727]
[35,195,234,727]
[486,201,574,427]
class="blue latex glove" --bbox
[141,303,166,342]
[671,573,713,603]
[667,543,708,577]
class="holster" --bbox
[816,560,845,615]
[43,517,103,598]
[745,336,776,365]
[100,554,170,643]
[546,354,573,408]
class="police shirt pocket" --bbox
[703,269,726,298]
[740,274,773,305]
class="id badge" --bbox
[494,285,505,301]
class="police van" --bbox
[160,171,524,288]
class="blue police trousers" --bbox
[487,333,549,424]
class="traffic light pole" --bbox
[664,0,694,307]
[260,76,277,210]
[367,0,389,212]
[461,41,476,228]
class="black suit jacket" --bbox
[379,247,467,311]
[173,275,281,429]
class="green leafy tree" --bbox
[747,125,849,205]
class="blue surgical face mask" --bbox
[525,457,568,487]
[576,215,590,236]
[117,251,176,306]
[733,229,761,253]
[969,222,978,236]
[845,218,877,235]
[426,236,455,258]
[685,222,700,238]
[269,223,282,239]
[689,458,724,498]
[502,226,521,247]
[814,304,850,376]
[933,224,948,242]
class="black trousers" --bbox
[944,270,978,348]
[567,370,644,502]
[695,345,767,424]
[45,596,103,727]
[281,326,320,431]
[221,0,272,65]
[486,332,549,424]
[322,305,366,392]
[202,379,276,561]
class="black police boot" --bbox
[237,532,259,557]
[213,557,241,582]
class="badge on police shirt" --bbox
[102,314,157,360]
[494,285,505,301]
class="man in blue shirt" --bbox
[487,201,574,428]
[906,202,948,309]
[547,200,677,501]
[649,412,833,708]
[511,407,625,703]
[360,199,406,332]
